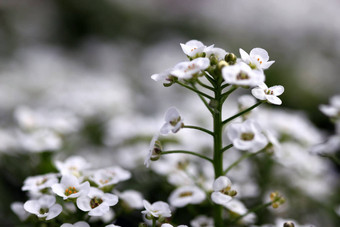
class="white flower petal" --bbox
[46,204,62,220]
[271,85,284,96]
[250,48,269,62]
[211,192,232,205]
[266,95,282,105]
[251,88,266,100]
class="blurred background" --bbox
[0,0,339,226]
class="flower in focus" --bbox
[142,200,172,219]
[211,176,237,206]
[88,166,131,189]
[239,48,275,70]
[23,195,62,220]
[160,107,184,135]
[222,62,265,87]
[61,221,90,227]
[227,119,268,153]
[55,156,91,177]
[180,40,213,58]
[168,185,206,208]
[190,215,214,227]
[251,83,284,105]
[52,174,90,200]
[76,187,118,216]
[170,58,210,79]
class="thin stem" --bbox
[152,218,156,227]
[192,84,214,115]
[175,81,214,100]
[221,86,238,103]
[221,144,233,153]
[230,201,274,224]
[204,71,215,86]
[197,79,215,91]
[223,150,263,175]
[222,101,263,125]
[162,150,213,163]
[221,83,230,90]
[183,125,214,136]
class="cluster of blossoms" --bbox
[11,155,137,226]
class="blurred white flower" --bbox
[52,174,90,200]
[310,135,340,155]
[238,95,257,110]
[273,218,315,227]
[61,221,90,227]
[251,83,284,105]
[168,185,206,207]
[319,95,340,119]
[205,46,228,60]
[115,190,144,209]
[211,176,236,206]
[23,195,62,220]
[171,58,210,79]
[160,107,184,135]
[10,202,30,221]
[88,166,131,188]
[18,129,62,152]
[222,62,265,87]
[142,200,172,219]
[55,156,91,177]
[224,199,256,224]
[190,215,214,227]
[227,119,268,153]
[76,187,118,216]
[105,224,121,227]
[145,133,161,168]
[239,48,275,71]
[180,40,213,57]
[151,68,173,82]
[161,224,188,227]
[22,173,59,194]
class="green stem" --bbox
[183,125,214,136]
[222,101,263,125]
[175,81,214,99]
[152,218,156,227]
[204,71,215,85]
[221,144,233,153]
[162,150,213,163]
[221,83,230,90]
[223,150,263,175]
[197,79,215,91]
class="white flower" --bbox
[61,221,90,227]
[22,173,59,194]
[310,135,340,155]
[239,48,275,70]
[205,46,228,60]
[88,166,131,188]
[224,199,256,224]
[18,129,62,152]
[251,83,284,105]
[190,215,214,227]
[142,200,172,219]
[10,202,30,221]
[115,190,144,209]
[168,185,206,207]
[227,119,268,153]
[222,62,265,87]
[211,176,236,206]
[160,107,183,135]
[151,68,173,82]
[52,174,90,200]
[76,187,118,216]
[171,58,210,79]
[145,133,161,168]
[180,40,213,57]
[319,95,340,119]
[23,195,62,220]
[55,156,91,177]
[161,224,188,227]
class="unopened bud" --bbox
[209,55,219,65]
[283,221,295,227]
[217,60,229,69]
[225,53,237,64]
[272,203,279,209]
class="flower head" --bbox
[160,107,184,135]
[222,62,265,87]
[239,48,275,70]
[142,200,172,219]
[227,119,268,153]
[180,40,213,58]
[319,95,340,119]
[190,215,214,227]
[251,82,284,105]
[23,195,62,220]
[22,173,59,194]
[211,176,236,206]
[168,185,206,208]
[51,174,90,200]
[88,166,131,188]
[171,58,210,79]
[55,156,91,177]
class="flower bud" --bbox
[209,55,219,65]
[151,141,162,161]
[217,60,229,69]
[283,221,295,227]
[225,53,237,65]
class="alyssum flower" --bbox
[142,200,172,219]
[211,176,237,206]
[251,82,284,105]
[23,195,62,220]
[180,40,213,58]
[239,47,275,71]
[160,107,184,135]
[170,57,210,79]
[52,174,90,200]
[168,185,206,208]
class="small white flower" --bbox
[211,176,236,206]
[105,224,121,227]
[115,190,144,209]
[190,215,214,227]
[224,199,256,224]
[227,119,268,153]
[89,166,131,188]
[171,58,210,79]
[76,187,118,216]
[52,174,90,200]
[23,195,62,220]
[180,40,213,57]
[61,221,90,227]
[160,107,183,135]
[205,46,228,60]
[55,156,91,177]
[22,173,59,194]
[145,133,161,168]
[18,129,62,152]
[251,83,284,105]
[151,68,173,82]
[142,200,172,219]
[222,62,265,87]
[10,202,30,221]
[319,95,340,119]
[168,185,206,208]
[239,48,275,70]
